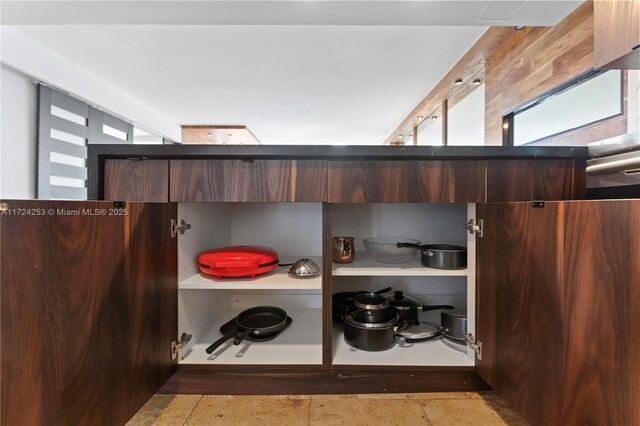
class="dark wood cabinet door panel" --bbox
[476,202,564,425]
[558,200,640,425]
[170,159,326,202]
[104,159,169,202]
[477,200,640,425]
[1,200,177,426]
[486,160,533,202]
[327,160,484,203]
[125,203,178,419]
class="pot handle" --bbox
[233,329,255,345]
[421,305,455,312]
[374,286,392,295]
[205,331,238,354]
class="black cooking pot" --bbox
[396,243,467,270]
[386,291,454,323]
[343,309,401,351]
[332,287,391,323]
[351,292,394,323]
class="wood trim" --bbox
[321,203,333,368]
[159,366,490,395]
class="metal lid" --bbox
[396,321,441,340]
[353,293,390,310]
[344,311,399,329]
[386,291,420,310]
[442,309,467,319]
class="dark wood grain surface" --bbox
[486,160,534,202]
[327,160,485,203]
[159,365,489,395]
[477,200,640,426]
[104,159,169,202]
[0,200,178,426]
[1,201,127,426]
[169,159,327,202]
[124,203,178,418]
[321,203,333,368]
[558,200,640,425]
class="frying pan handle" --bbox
[421,305,455,312]
[396,242,423,250]
[205,331,238,354]
[233,329,254,345]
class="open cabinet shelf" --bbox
[180,256,322,290]
[332,253,468,277]
[180,307,323,365]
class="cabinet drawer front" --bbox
[170,159,327,202]
[104,159,169,202]
[327,160,484,203]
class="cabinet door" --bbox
[476,200,640,425]
[104,159,169,202]
[594,0,640,69]
[327,160,484,203]
[0,200,177,426]
[486,160,585,202]
[169,159,327,202]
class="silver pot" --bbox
[441,309,467,343]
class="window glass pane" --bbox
[416,115,443,145]
[513,71,622,146]
[448,84,485,146]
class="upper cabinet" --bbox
[169,159,327,202]
[594,0,640,69]
[104,159,169,202]
[327,160,485,203]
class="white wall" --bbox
[447,84,485,146]
[1,65,37,199]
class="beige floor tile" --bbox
[356,393,416,400]
[310,393,358,400]
[127,394,202,426]
[410,392,472,400]
[465,391,500,400]
[309,398,431,425]
[185,395,310,426]
[420,398,529,426]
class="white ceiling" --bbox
[5,1,584,145]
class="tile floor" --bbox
[127,392,530,425]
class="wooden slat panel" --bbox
[125,202,178,418]
[327,160,484,203]
[559,200,640,425]
[104,160,169,202]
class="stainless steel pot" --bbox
[441,309,467,343]
[396,243,467,270]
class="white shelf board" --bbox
[181,307,323,365]
[332,253,468,277]
[179,256,322,290]
[332,326,474,367]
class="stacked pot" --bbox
[342,292,400,351]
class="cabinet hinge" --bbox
[464,333,482,360]
[171,332,192,360]
[463,219,483,238]
[170,219,192,238]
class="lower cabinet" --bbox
[2,198,637,425]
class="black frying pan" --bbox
[205,306,288,354]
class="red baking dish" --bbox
[198,246,279,279]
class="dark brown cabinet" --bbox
[104,159,169,202]
[327,160,485,203]
[1,201,177,426]
[169,159,327,202]
[486,159,585,202]
[594,0,640,69]
[476,200,640,425]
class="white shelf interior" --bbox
[179,290,322,365]
[332,253,468,276]
[180,256,322,290]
